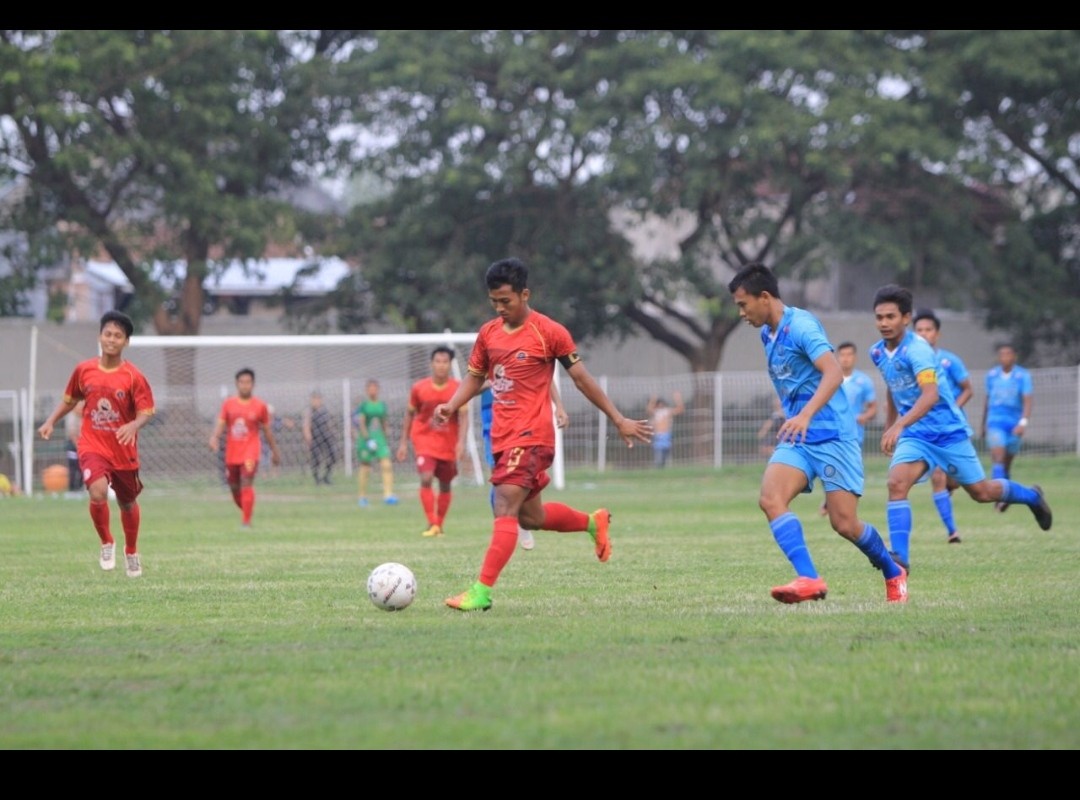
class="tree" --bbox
[904,29,1080,362]
[0,30,344,336]
[332,31,976,373]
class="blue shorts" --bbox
[653,431,672,452]
[768,438,864,495]
[890,436,986,486]
[986,425,1022,456]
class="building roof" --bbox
[85,257,352,297]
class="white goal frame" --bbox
[125,332,566,491]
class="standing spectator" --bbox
[208,368,281,529]
[646,391,685,468]
[870,285,1051,575]
[728,264,905,604]
[435,257,652,611]
[396,347,469,537]
[303,391,337,485]
[37,310,155,578]
[981,343,1034,513]
[353,379,398,507]
[913,309,973,542]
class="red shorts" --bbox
[415,454,458,484]
[491,446,553,500]
[79,451,143,504]
[226,461,259,484]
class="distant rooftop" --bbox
[85,257,353,297]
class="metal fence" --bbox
[4,361,1077,496]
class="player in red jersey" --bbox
[38,310,156,578]
[435,257,653,611]
[208,368,281,528]
[396,346,470,538]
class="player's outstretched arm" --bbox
[565,361,652,447]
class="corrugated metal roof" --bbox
[85,257,352,297]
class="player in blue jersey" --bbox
[480,380,568,551]
[981,343,1034,513]
[870,285,1051,574]
[728,263,907,604]
[819,342,877,515]
[913,310,973,543]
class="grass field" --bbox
[1,456,1077,749]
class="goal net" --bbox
[123,332,509,491]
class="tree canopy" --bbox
[2,30,1078,366]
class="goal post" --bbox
[123,332,566,491]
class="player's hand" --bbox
[555,408,570,428]
[208,437,219,451]
[38,422,54,440]
[433,403,451,424]
[272,449,282,466]
[776,412,811,444]
[617,417,652,448]
[395,443,407,462]
[115,422,137,447]
[880,423,903,455]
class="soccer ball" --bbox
[367,562,417,611]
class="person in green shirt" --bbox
[353,379,398,507]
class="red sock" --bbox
[541,502,589,532]
[436,490,452,525]
[120,504,140,554]
[89,500,113,544]
[479,516,519,587]
[231,487,242,509]
[241,486,255,524]
[419,486,436,524]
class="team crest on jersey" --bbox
[116,390,126,400]
[516,351,526,360]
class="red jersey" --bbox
[468,310,577,453]
[218,396,271,465]
[63,357,155,470]
[407,376,462,461]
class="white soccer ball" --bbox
[367,562,417,611]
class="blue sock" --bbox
[933,490,957,536]
[991,463,1006,481]
[887,499,912,565]
[998,479,1038,506]
[769,512,817,578]
[855,522,901,579]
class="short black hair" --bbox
[99,310,134,338]
[873,284,913,316]
[727,262,780,299]
[431,345,455,360]
[912,309,941,330]
[837,341,857,352]
[236,367,255,381]
[486,257,529,293]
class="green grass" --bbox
[1,457,1078,749]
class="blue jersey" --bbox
[936,348,969,406]
[936,346,972,436]
[869,330,968,445]
[985,365,1033,430]
[760,306,855,444]
[840,369,876,443]
[480,386,495,466]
